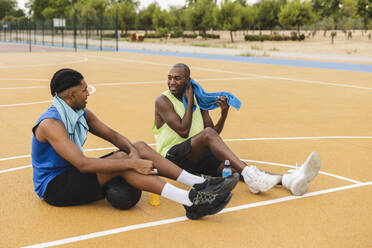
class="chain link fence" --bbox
[0,11,124,52]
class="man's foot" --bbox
[184,189,232,220]
[193,173,239,194]
[242,166,282,194]
[282,152,321,196]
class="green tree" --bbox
[256,0,283,32]
[186,0,218,39]
[27,0,49,20]
[152,6,174,31]
[279,0,315,35]
[357,0,372,28]
[312,0,342,20]
[168,6,187,30]
[219,0,243,42]
[241,5,256,31]
[117,0,137,35]
[137,3,157,33]
[0,0,22,20]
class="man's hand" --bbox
[216,96,229,116]
[129,148,140,160]
[132,159,157,175]
[185,83,194,102]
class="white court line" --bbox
[0,158,360,185]
[0,85,96,107]
[0,86,48,90]
[0,55,88,69]
[21,181,372,248]
[86,54,372,91]
[241,159,360,184]
[0,78,49,81]
[0,77,256,91]
[1,136,371,162]
[0,137,364,184]
[0,100,52,107]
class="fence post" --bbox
[34,21,36,44]
[73,9,77,51]
[62,26,64,47]
[100,11,103,51]
[9,22,12,41]
[28,19,32,52]
[16,21,18,42]
[51,20,54,46]
[115,8,118,51]
[85,14,88,49]
[42,20,44,45]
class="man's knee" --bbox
[110,151,129,159]
[201,127,219,140]
[133,141,151,153]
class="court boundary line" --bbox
[1,136,371,162]
[0,85,96,107]
[0,55,88,69]
[0,76,257,91]
[21,181,372,248]
[85,54,372,91]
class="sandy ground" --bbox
[2,29,372,63]
[143,30,372,56]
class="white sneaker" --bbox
[282,152,321,196]
[242,166,282,194]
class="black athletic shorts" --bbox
[165,138,221,177]
[43,152,116,207]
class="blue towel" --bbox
[52,96,89,151]
[182,78,242,111]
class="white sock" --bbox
[161,183,193,206]
[176,170,205,186]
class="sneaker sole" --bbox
[290,175,308,196]
[302,152,321,183]
[186,192,232,220]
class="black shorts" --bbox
[43,167,105,206]
[43,152,116,207]
[165,138,221,177]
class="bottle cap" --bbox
[224,160,230,166]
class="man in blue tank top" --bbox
[31,68,239,220]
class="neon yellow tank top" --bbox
[152,90,204,156]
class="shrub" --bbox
[206,33,220,39]
[244,33,305,42]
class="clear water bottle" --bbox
[222,160,232,178]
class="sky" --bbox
[17,0,258,12]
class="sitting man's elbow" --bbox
[178,130,189,139]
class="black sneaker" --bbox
[184,189,232,220]
[193,173,239,194]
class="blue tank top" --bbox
[31,106,85,198]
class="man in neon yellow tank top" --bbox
[153,63,321,196]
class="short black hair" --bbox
[50,68,84,96]
[173,63,190,79]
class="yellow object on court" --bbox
[150,193,160,206]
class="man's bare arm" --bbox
[36,118,154,174]
[155,94,194,138]
[201,96,229,134]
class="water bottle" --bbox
[222,160,232,178]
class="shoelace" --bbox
[288,163,299,174]
[193,191,216,205]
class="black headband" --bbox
[50,68,83,96]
